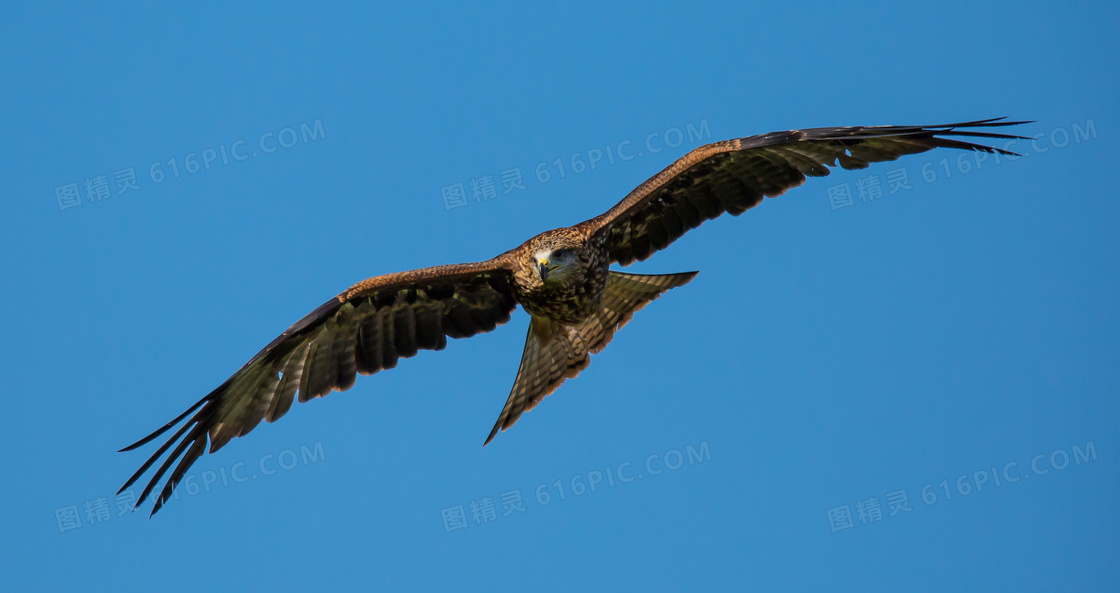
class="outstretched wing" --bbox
[580,118,1030,265]
[119,258,517,516]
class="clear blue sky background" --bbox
[2,2,1116,591]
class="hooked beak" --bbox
[539,259,562,281]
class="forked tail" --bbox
[484,270,698,445]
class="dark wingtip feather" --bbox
[924,117,1033,129]
[117,386,223,512]
[118,391,213,452]
[149,436,208,517]
[937,129,1030,141]
[117,409,200,496]
[135,425,201,512]
[482,424,501,448]
[898,118,1033,158]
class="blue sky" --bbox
[2,2,1117,591]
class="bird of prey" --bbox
[120,117,1028,515]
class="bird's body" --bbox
[120,118,1030,515]
[510,228,610,324]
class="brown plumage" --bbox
[119,117,1029,515]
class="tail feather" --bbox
[483,270,697,445]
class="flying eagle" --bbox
[120,118,1028,515]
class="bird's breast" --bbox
[516,249,609,325]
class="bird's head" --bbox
[534,246,579,283]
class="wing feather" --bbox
[119,258,518,515]
[581,118,1030,265]
[266,345,307,422]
